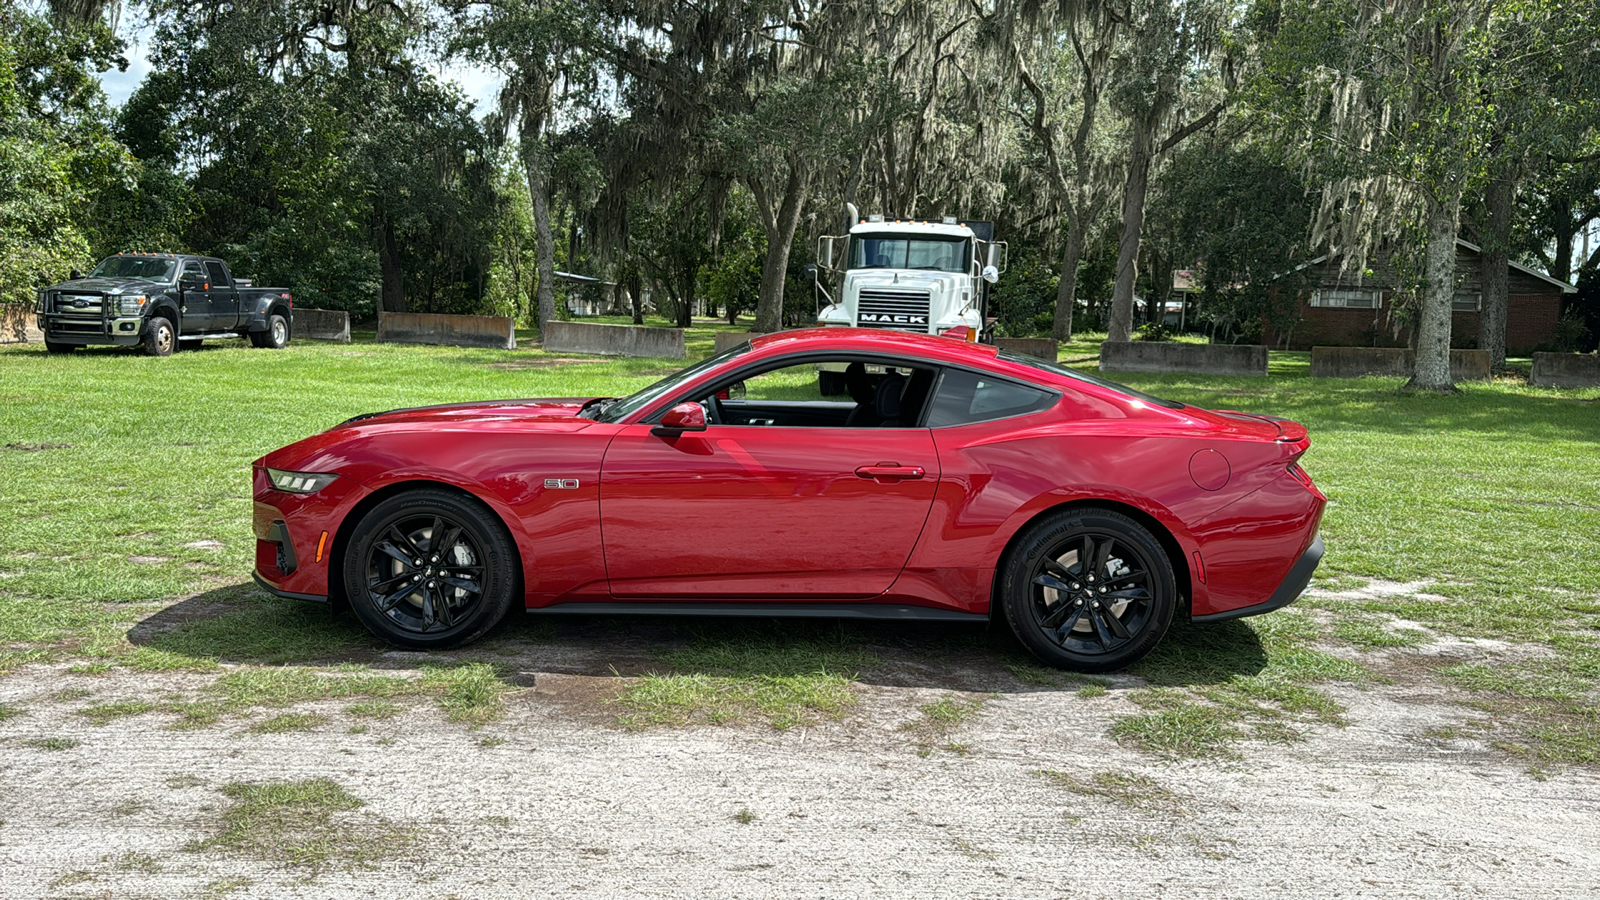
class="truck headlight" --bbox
[118,294,148,315]
[267,468,339,494]
[35,293,46,314]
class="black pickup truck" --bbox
[35,253,294,357]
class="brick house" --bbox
[1264,240,1575,353]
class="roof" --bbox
[1282,239,1576,294]
[848,221,976,239]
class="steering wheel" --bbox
[699,394,724,425]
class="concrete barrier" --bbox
[1,308,42,345]
[1531,352,1600,388]
[377,312,515,350]
[293,308,350,342]
[544,320,684,358]
[1310,347,1491,381]
[1100,341,1268,377]
[714,331,768,354]
[996,338,1058,361]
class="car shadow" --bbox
[128,583,1269,695]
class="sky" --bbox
[97,17,505,113]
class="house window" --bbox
[1310,289,1381,309]
[1452,292,1480,312]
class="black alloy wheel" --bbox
[1000,508,1175,672]
[344,489,517,649]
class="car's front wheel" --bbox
[343,488,518,649]
[1000,508,1176,673]
[144,317,176,357]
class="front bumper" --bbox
[1191,535,1324,624]
[40,315,146,345]
[251,466,370,602]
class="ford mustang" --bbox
[252,328,1325,672]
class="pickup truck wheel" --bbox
[44,341,78,354]
[251,314,289,349]
[343,489,517,649]
[143,317,176,357]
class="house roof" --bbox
[1283,239,1576,294]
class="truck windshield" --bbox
[88,257,177,283]
[849,235,969,273]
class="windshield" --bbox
[849,235,969,273]
[998,350,1186,410]
[88,256,177,283]
[588,342,752,423]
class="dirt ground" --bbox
[3,609,1599,900]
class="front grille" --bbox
[50,292,107,319]
[856,290,931,332]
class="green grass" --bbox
[187,778,395,870]
[2,330,1598,761]
[1038,770,1183,811]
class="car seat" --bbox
[874,372,906,426]
[845,362,881,427]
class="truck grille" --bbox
[46,291,109,335]
[857,290,931,332]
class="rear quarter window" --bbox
[926,369,1055,427]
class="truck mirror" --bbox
[982,265,1000,284]
[804,263,818,282]
[817,236,835,269]
[70,269,83,281]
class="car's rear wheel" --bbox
[999,508,1175,673]
[343,489,517,649]
[251,314,289,349]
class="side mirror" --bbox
[652,402,706,437]
[726,381,746,401]
[70,269,83,281]
[982,265,1000,284]
[181,277,203,291]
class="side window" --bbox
[732,363,829,402]
[926,369,1055,427]
[204,261,229,286]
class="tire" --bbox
[818,370,846,396]
[44,341,77,354]
[143,317,176,357]
[999,508,1176,673]
[251,314,289,349]
[342,488,518,649]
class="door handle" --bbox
[854,463,925,482]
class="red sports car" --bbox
[252,328,1324,672]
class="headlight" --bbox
[35,292,46,314]
[267,468,339,493]
[118,294,148,315]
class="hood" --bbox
[846,270,967,292]
[45,277,168,295]
[336,398,602,430]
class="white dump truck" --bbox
[811,207,1006,393]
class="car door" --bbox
[176,259,211,330]
[598,359,941,600]
[203,260,238,330]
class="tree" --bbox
[983,0,1126,341]
[0,4,128,324]
[1102,0,1231,344]
[450,0,599,334]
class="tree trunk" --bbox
[1107,131,1154,343]
[1053,216,1087,341]
[525,143,557,334]
[753,165,809,334]
[1481,174,1513,373]
[628,268,643,324]
[374,207,405,313]
[1408,192,1462,393]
